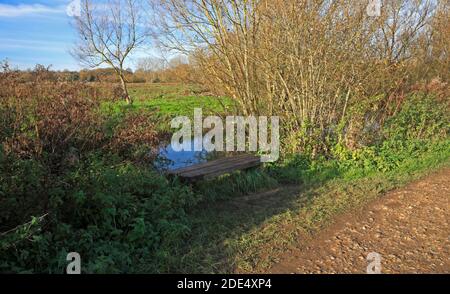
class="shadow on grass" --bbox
[162,146,450,273]
[162,158,347,273]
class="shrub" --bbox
[332,93,449,173]
[0,68,182,273]
[0,154,47,232]
[383,93,449,142]
[0,78,106,160]
[108,110,162,163]
[0,154,198,273]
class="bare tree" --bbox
[154,0,438,154]
[136,56,167,72]
[72,0,149,104]
[372,0,435,64]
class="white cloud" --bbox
[0,38,69,52]
[0,3,65,18]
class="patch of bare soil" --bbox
[269,168,450,274]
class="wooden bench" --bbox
[167,154,261,182]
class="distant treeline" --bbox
[4,56,196,84]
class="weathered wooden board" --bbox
[167,154,261,181]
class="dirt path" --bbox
[270,168,450,274]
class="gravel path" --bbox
[270,168,450,274]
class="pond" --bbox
[154,137,221,171]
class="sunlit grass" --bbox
[161,139,450,273]
[100,83,234,117]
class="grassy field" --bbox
[97,83,235,136]
[102,83,234,116]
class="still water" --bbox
[154,137,219,171]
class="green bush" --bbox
[384,93,449,141]
[0,153,198,273]
[0,151,47,231]
[0,76,183,273]
[268,93,450,184]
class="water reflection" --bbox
[154,137,219,171]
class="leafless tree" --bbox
[136,56,167,72]
[154,0,438,154]
[72,0,150,104]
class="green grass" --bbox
[3,80,448,273]
[94,86,450,273]
[195,169,279,202]
[101,83,234,117]
[95,86,450,273]
[160,139,450,273]
[98,83,235,134]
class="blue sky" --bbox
[0,0,154,70]
[0,0,83,70]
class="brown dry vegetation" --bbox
[155,0,449,155]
[0,64,162,165]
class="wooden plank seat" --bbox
[167,154,261,182]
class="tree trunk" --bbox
[119,74,132,104]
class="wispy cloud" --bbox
[0,3,65,18]
[0,38,69,52]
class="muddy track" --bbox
[269,168,450,274]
